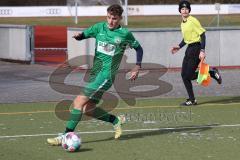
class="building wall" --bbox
[67,27,240,68]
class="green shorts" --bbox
[83,71,113,104]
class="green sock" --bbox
[112,117,119,125]
[65,109,82,132]
[93,107,118,125]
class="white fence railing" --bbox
[1,25,240,67]
[0,25,33,63]
[67,27,240,68]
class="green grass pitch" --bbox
[0,96,240,160]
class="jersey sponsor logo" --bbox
[97,41,116,56]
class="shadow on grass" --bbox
[198,96,240,105]
[119,124,217,141]
[83,137,114,144]
[75,148,93,153]
[83,124,218,143]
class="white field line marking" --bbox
[0,102,240,115]
[1,123,240,139]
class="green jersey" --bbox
[83,22,140,79]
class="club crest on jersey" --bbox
[114,37,122,44]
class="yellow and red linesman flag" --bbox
[197,59,211,87]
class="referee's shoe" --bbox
[212,68,222,84]
[180,99,197,106]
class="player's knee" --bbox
[73,95,88,110]
[75,95,84,101]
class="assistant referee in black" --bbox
[171,0,222,106]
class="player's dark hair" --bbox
[179,0,191,13]
[107,4,123,16]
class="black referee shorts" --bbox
[181,42,201,80]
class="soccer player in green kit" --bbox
[47,4,143,145]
